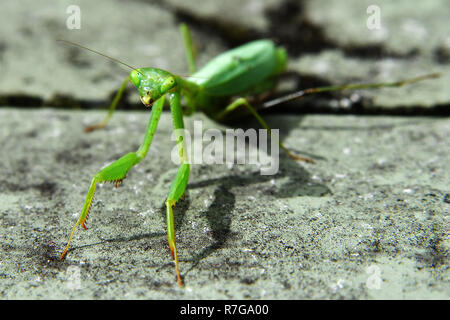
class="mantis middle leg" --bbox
[216,97,314,163]
[84,77,130,132]
[165,90,190,286]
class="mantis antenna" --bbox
[57,39,144,75]
[57,39,208,79]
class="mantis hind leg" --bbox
[216,97,314,163]
[262,73,441,109]
[84,77,130,132]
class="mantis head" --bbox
[55,41,178,108]
[130,68,177,107]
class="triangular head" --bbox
[130,68,177,107]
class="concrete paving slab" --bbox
[0,0,448,301]
[0,0,449,111]
[0,108,447,299]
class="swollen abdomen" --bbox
[190,40,284,96]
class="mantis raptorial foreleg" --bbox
[60,96,165,259]
[61,90,190,286]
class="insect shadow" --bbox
[180,150,330,274]
[184,185,235,276]
[224,112,327,162]
[59,116,328,267]
[58,231,167,258]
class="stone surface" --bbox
[0,0,449,111]
[0,0,448,300]
[0,108,448,299]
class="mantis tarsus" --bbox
[59,24,439,286]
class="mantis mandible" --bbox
[59,24,439,286]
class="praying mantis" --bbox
[59,24,439,286]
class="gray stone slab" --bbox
[0,108,447,299]
[289,0,450,109]
[0,0,448,111]
[0,0,223,102]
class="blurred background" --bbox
[1,0,449,113]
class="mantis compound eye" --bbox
[140,94,153,107]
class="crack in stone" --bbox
[0,92,448,116]
[0,0,446,116]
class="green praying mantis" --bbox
[59,24,439,286]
